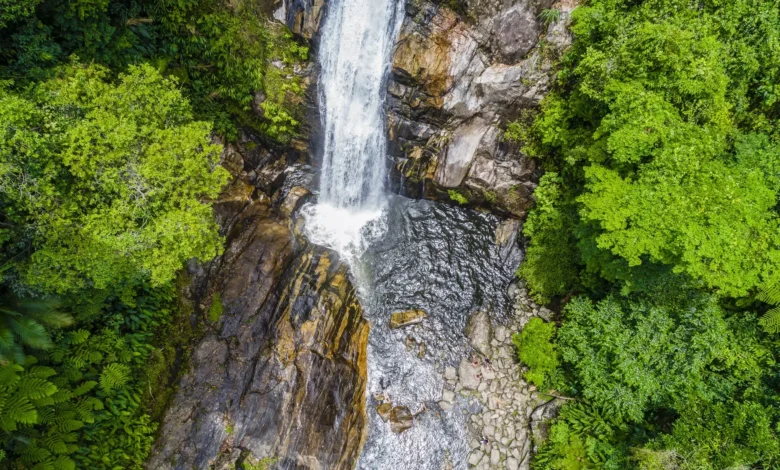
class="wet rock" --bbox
[376,402,393,422]
[390,309,428,329]
[276,0,327,39]
[389,406,414,433]
[465,311,493,357]
[148,200,369,470]
[387,0,576,217]
[444,365,458,381]
[459,358,482,390]
[495,219,522,248]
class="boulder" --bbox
[389,309,428,329]
[458,358,482,390]
[492,3,541,62]
[465,311,493,357]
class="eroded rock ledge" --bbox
[148,138,368,470]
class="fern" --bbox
[0,294,72,364]
[758,284,780,333]
[99,363,130,392]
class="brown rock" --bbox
[389,406,414,434]
[148,201,369,470]
[376,403,393,422]
[389,309,428,329]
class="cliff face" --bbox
[387,0,574,218]
[148,133,368,470]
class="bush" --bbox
[512,318,559,388]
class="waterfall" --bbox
[303,0,403,258]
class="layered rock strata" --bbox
[148,132,369,470]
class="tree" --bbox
[0,62,230,293]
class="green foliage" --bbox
[534,403,626,470]
[518,173,580,303]
[558,294,737,422]
[522,3,780,463]
[757,283,780,333]
[512,318,559,388]
[0,0,39,28]
[448,190,468,205]
[208,293,223,323]
[521,0,780,299]
[650,398,779,469]
[0,0,309,143]
[538,8,561,26]
[0,62,229,293]
[0,294,72,364]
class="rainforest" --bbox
[0,0,778,469]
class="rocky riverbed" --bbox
[440,283,563,469]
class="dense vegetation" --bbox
[510,0,780,468]
[0,0,306,467]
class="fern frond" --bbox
[5,395,38,425]
[16,378,57,400]
[759,306,780,333]
[8,318,51,350]
[19,444,51,463]
[99,363,129,392]
[70,330,90,345]
[757,284,780,305]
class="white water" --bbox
[303,0,404,260]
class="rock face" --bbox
[148,140,369,469]
[273,0,328,39]
[387,0,576,218]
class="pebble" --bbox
[468,451,483,466]
[442,390,455,403]
[507,457,519,470]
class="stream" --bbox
[301,0,523,468]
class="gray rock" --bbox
[442,389,456,403]
[507,457,520,470]
[459,358,482,390]
[492,3,540,62]
[468,450,484,466]
[466,310,493,357]
[435,118,492,188]
[444,366,458,381]
[490,448,501,465]
[531,398,565,444]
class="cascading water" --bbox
[303,0,403,258]
[303,1,523,469]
